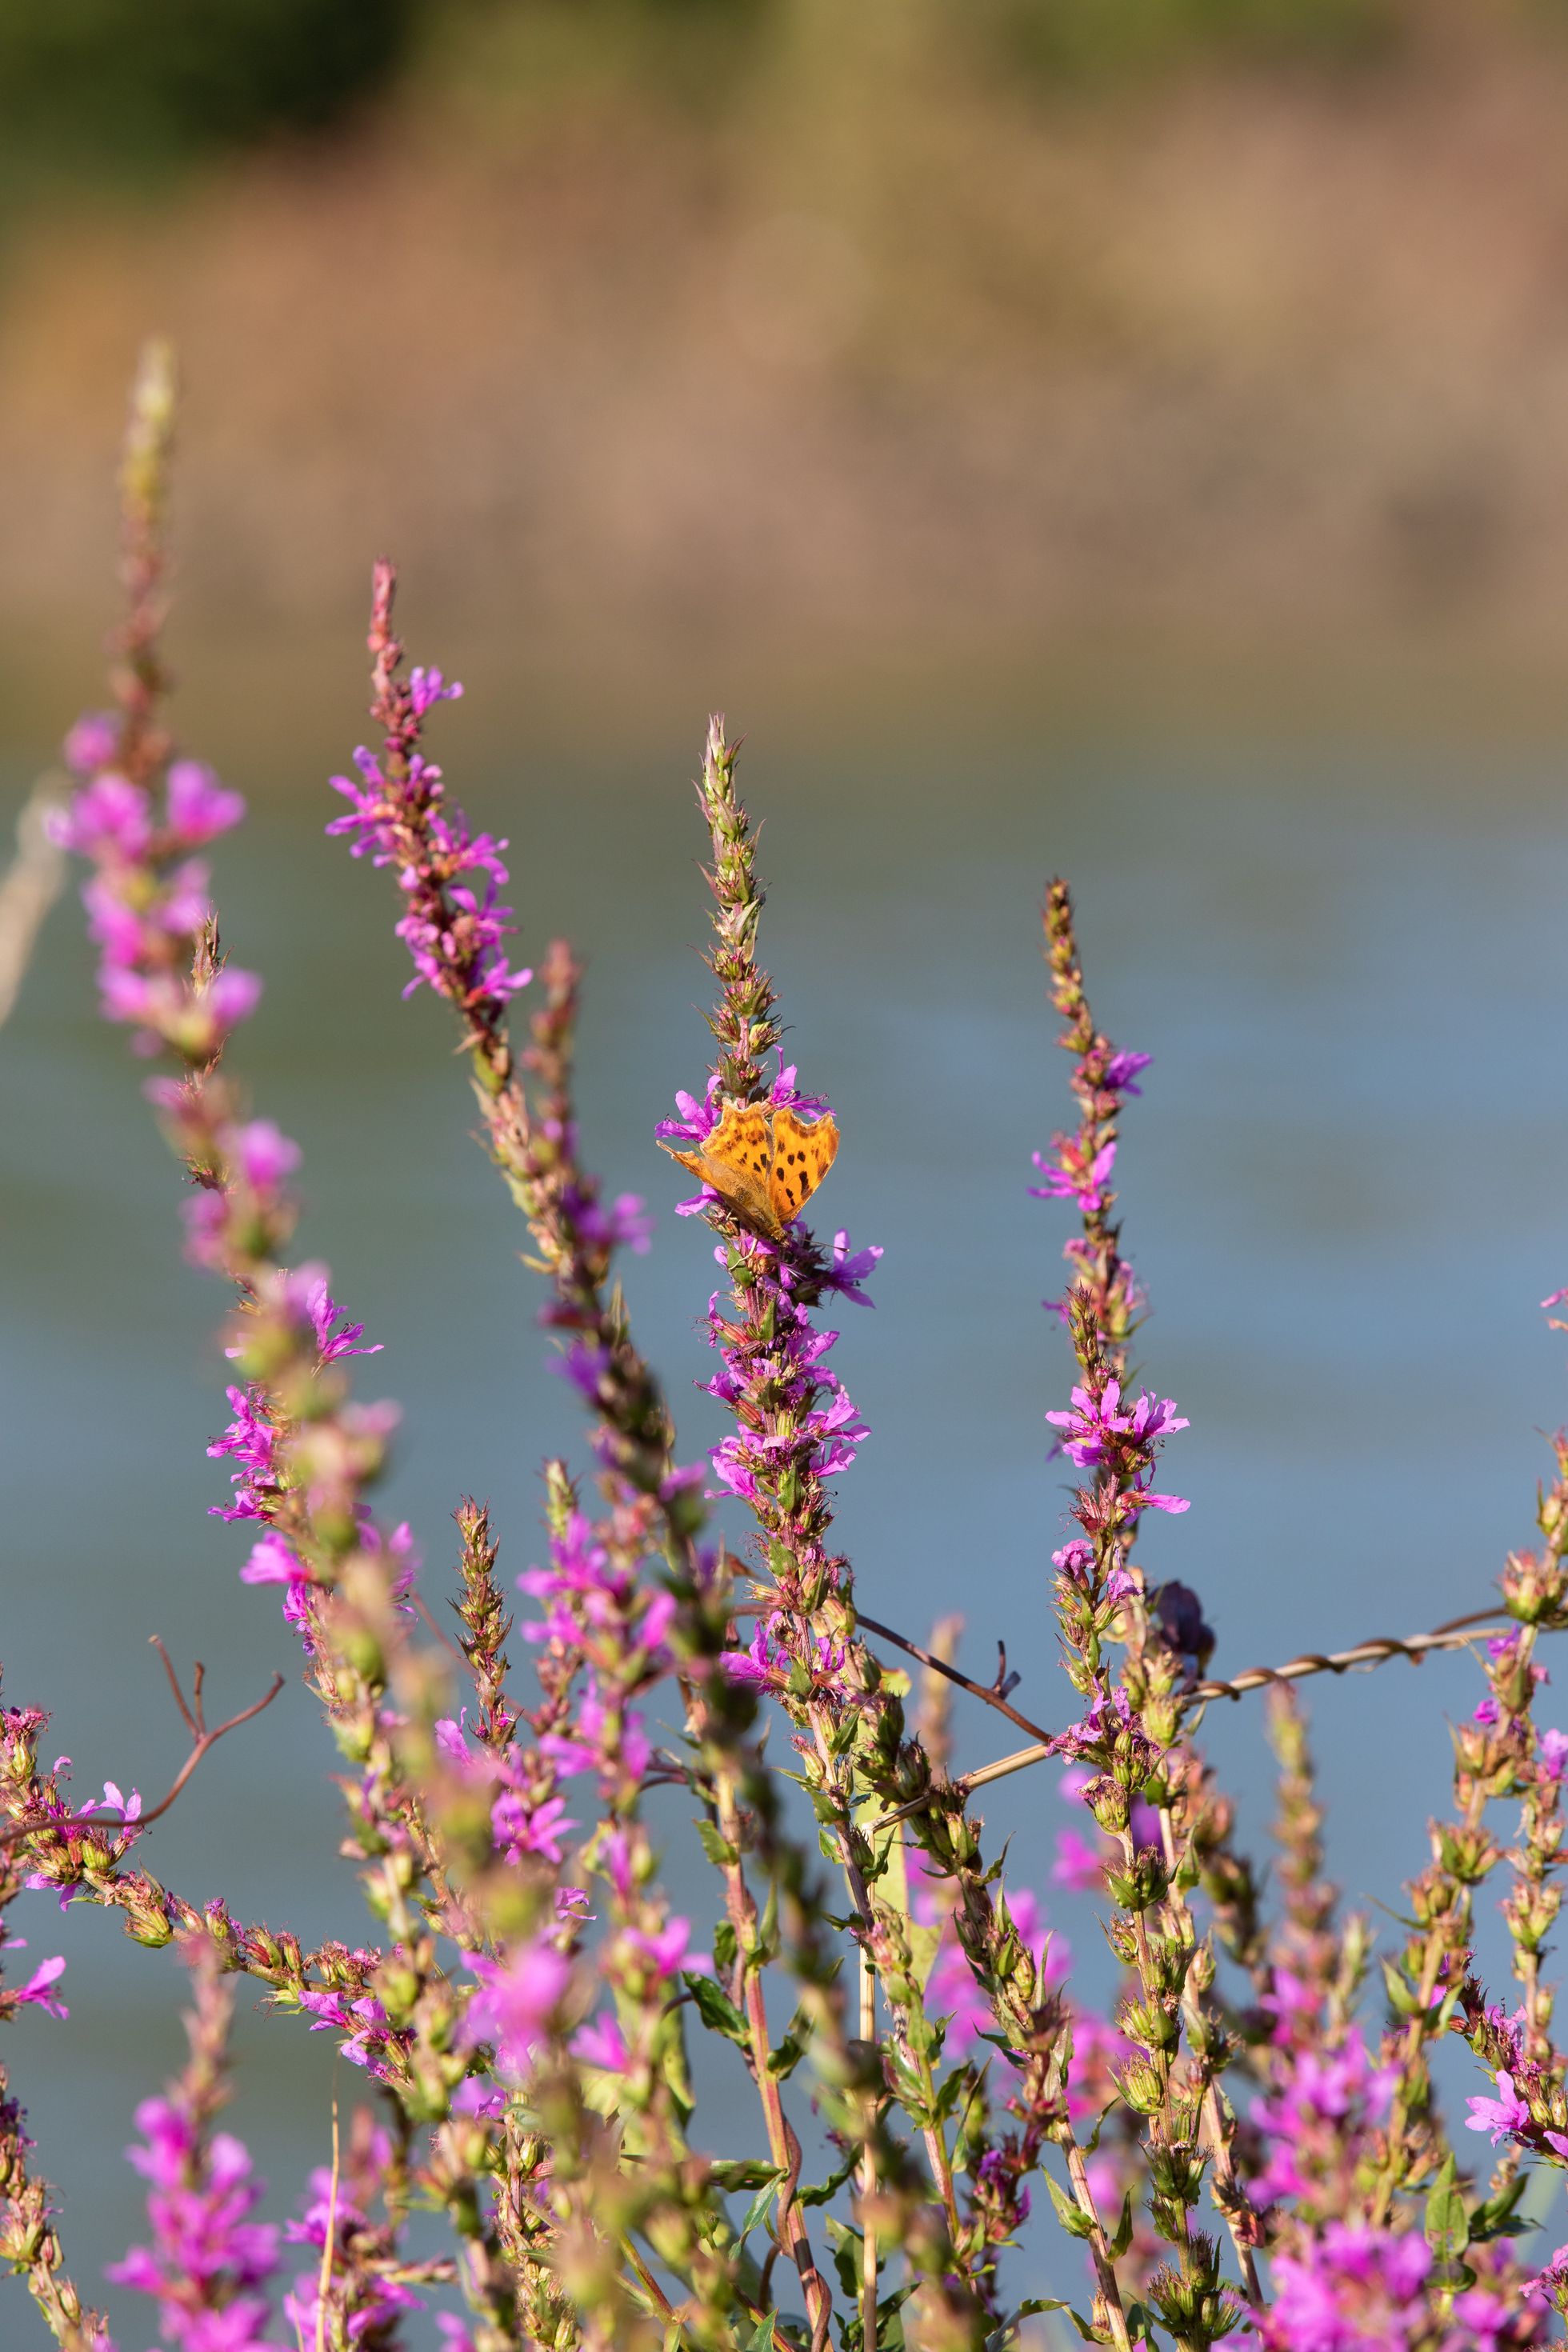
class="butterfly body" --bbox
[660,1097,839,1239]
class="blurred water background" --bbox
[7,0,1568,2338]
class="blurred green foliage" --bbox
[0,0,414,184]
[975,0,1406,82]
[6,0,1568,198]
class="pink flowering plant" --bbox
[7,346,1568,2351]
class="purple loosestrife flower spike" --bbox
[1035,882,1266,2317]
[108,1942,283,2352]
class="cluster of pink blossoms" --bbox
[107,2093,280,2352]
[326,668,533,1014]
[1046,1377,1190,1514]
[50,726,252,1057]
[1263,2224,1520,2352]
[1027,1054,1149,1206]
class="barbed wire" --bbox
[866,1602,1532,1831]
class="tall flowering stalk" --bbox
[46,355,516,2346]
[1035,882,1261,2339]
[108,1940,283,2352]
[661,726,995,2340]
[44,378,470,2173]
[328,567,676,1509]
[330,590,886,2350]
[0,2078,111,2350]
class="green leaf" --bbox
[1043,2172,1095,2241]
[934,2068,976,2126]
[1108,2187,1136,2260]
[798,2147,858,2207]
[861,2288,914,2352]
[767,2030,807,2078]
[1424,2154,1470,2262]
[758,1878,780,1964]
[694,1819,738,1870]
[710,2159,783,2192]
[824,2214,863,2303]
[735,2175,783,2250]
[682,1972,750,2048]
[990,2306,1090,2350]
[1471,2169,1531,2242]
[1381,1956,1426,2018]
[858,1790,943,1992]
[744,2318,776,2352]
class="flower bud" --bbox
[1107,1847,1170,1913]
[1502,1547,1568,1626]
[1085,1774,1130,1834]
[1119,1996,1179,2054]
[1115,2056,1166,2115]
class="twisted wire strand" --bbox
[1192,1603,1510,1702]
[867,1603,1535,1830]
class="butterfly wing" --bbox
[660,1100,781,1236]
[660,1144,710,1183]
[767,1106,839,1229]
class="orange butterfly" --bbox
[659,1097,840,1241]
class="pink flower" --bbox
[825,1229,881,1307]
[1051,1827,1108,1894]
[62,710,120,775]
[1526,2243,1568,2306]
[165,759,246,847]
[82,872,154,966]
[1045,1378,1188,1472]
[238,1533,302,1587]
[409,666,463,718]
[110,2090,280,2348]
[462,1942,571,2082]
[623,1917,707,1982]
[1262,2223,1431,2351]
[1103,1050,1152,1094]
[203,966,263,1035]
[1466,2070,1533,2146]
[571,2014,633,2074]
[227,1120,300,1192]
[51,772,153,860]
[1030,1138,1116,1214]
[13,1954,68,2020]
[491,1791,577,1866]
[270,1263,381,1365]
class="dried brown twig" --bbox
[0,1641,283,1847]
